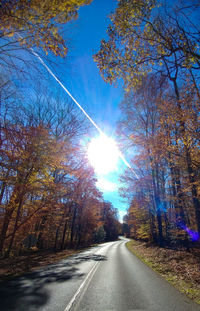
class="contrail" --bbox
[29,46,139,179]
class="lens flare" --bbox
[178,221,199,241]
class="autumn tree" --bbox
[122,214,130,238]
[117,74,167,245]
[0,0,92,57]
[94,0,200,238]
[101,201,120,241]
[94,0,200,90]
[0,123,65,255]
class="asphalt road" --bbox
[1,237,200,311]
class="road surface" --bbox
[1,237,200,311]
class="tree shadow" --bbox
[0,252,107,310]
[64,253,107,265]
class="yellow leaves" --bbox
[6,32,15,37]
[52,27,58,36]
[0,0,92,57]
[19,38,26,46]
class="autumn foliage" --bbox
[95,0,200,248]
[0,90,120,258]
[0,0,92,56]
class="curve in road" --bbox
[1,238,200,311]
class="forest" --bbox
[0,92,120,257]
[94,0,200,249]
[0,0,120,258]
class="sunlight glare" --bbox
[87,135,120,175]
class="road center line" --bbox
[63,259,100,311]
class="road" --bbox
[0,237,200,311]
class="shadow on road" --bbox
[0,252,107,311]
[68,253,107,264]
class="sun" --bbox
[87,135,120,175]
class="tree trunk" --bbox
[0,208,14,254]
[54,227,60,251]
[60,219,68,250]
[6,197,24,257]
[37,216,47,249]
[185,149,200,234]
[70,207,77,247]
[151,168,163,246]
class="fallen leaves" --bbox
[126,239,200,304]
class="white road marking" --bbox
[63,259,100,311]
[63,241,120,311]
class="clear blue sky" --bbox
[46,0,128,221]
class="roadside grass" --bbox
[126,239,200,304]
[0,248,83,281]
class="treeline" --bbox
[95,0,200,248]
[0,88,120,257]
[120,75,199,248]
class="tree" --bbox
[0,0,93,57]
[117,74,167,245]
[94,226,106,243]
[0,123,65,254]
[101,201,120,241]
[122,215,130,238]
[94,0,200,91]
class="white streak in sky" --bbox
[28,45,138,179]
